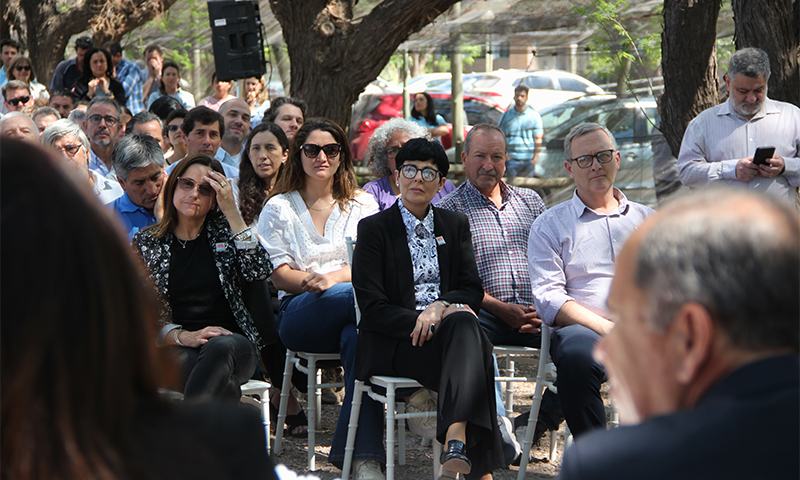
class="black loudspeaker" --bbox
[207,0,266,82]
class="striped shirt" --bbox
[527,189,653,329]
[437,180,545,306]
[678,97,800,203]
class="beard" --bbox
[732,98,762,117]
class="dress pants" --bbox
[176,333,258,403]
[549,324,608,437]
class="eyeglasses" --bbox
[385,146,401,158]
[167,124,182,132]
[57,143,84,157]
[399,164,441,182]
[6,95,30,106]
[87,114,119,126]
[13,65,31,72]
[301,143,341,159]
[569,149,615,169]
[176,177,215,197]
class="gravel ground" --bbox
[265,359,608,480]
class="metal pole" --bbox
[450,2,464,162]
[192,48,202,100]
[403,49,410,118]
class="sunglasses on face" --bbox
[399,164,441,182]
[177,177,215,197]
[14,65,31,72]
[87,114,119,126]
[569,149,615,169]
[7,95,30,106]
[301,143,341,159]
[167,124,182,132]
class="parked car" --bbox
[404,73,453,93]
[349,92,506,162]
[436,69,605,112]
[533,95,661,207]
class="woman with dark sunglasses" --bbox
[257,118,384,476]
[6,56,48,107]
[352,138,503,480]
[133,154,273,403]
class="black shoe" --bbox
[440,439,471,474]
[511,412,548,466]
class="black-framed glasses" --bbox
[167,124,181,132]
[569,149,615,169]
[13,65,31,72]
[385,146,401,158]
[301,143,341,159]
[177,177,215,197]
[400,164,441,182]
[87,114,119,126]
[7,95,30,106]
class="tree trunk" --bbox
[732,0,800,106]
[660,0,723,157]
[410,50,432,77]
[269,0,460,131]
[17,0,180,86]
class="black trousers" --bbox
[384,311,504,479]
[175,333,258,403]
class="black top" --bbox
[72,76,127,105]
[169,230,241,335]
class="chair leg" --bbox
[386,382,396,480]
[548,429,558,461]
[260,387,271,456]
[274,351,296,453]
[308,355,317,471]
[507,356,516,415]
[433,439,442,479]
[398,401,406,466]
[342,380,366,480]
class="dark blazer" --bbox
[72,76,127,105]
[352,203,483,380]
[559,355,800,480]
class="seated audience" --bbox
[168,106,238,177]
[1,111,39,144]
[410,92,448,140]
[32,106,60,137]
[257,118,380,466]
[352,138,503,480]
[49,36,92,92]
[0,138,277,480]
[49,90,76,118]
[0,38,20,88]
[146,61,195,111]
[149,95,184,121]
[110,133,167,238]
[165,108,188,164]
[104,41,145,114]
[264,96,306,140]
[133,154,272,403]
[362,117,455,210]
[126,110,168,153]
[6,56,49,106]
[42,118,122,203]
[72,47,126,106]
[198,71,235,112]
[2,80,34,113]
[83,97,123,178]
[244,75,270,128]
[559,188,799,480]
[216,98,251,167]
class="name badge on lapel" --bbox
[215,242,227,252]
[436,236,446,246]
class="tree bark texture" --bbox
[732,0,799,106]
[14,0,179,87]
[269,0,460,131]
[661,0,723,157]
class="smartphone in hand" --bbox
[753,146,776,166]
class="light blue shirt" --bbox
[109,192,157,239]
[497,105,543,161]
[0,67,7,88]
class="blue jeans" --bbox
[278,283,385,468]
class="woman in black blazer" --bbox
[352,138,503,480]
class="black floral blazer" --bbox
[133,215,273,348]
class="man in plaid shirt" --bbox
[438,124,563,460]
[105,42,144,114]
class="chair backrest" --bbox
[346,236,361,326]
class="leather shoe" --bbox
[440,439,471,474]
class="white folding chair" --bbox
[274,350,344,471]
[342,377,441,480]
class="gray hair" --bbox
[728,47,771,82]
[563,122,617,161]
[125,111,163,135]
[87,97,121,118]
[112,132,165,181]
[365,117,429,177]
[464,123,507,156]
[41,119,90,151]
[68,109,87,124]
[1,112,38,137]
[636,188,799,352]
[32,107,61,122]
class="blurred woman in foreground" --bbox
[0,139,275,480]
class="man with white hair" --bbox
[1,112,38,143]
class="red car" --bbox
[349,92,506,162]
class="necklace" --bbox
[305,199,335,212]
[175,231,201,249]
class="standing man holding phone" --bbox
[678,47,800,204]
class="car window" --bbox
[464,99,503,125]
[522,75,555,89]
[635,107,660,136]
[426,79,450,89]
[471,76,501,89]
[557,77,592,93]
[602,107,635,140]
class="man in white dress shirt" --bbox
[678,47,800,204]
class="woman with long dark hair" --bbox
[257,118,385,477]
[133,154,272,403]
[409,91,449,140]
[72,47,126,105]
[1,140,275,480]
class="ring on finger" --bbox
[220,181,227,187]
